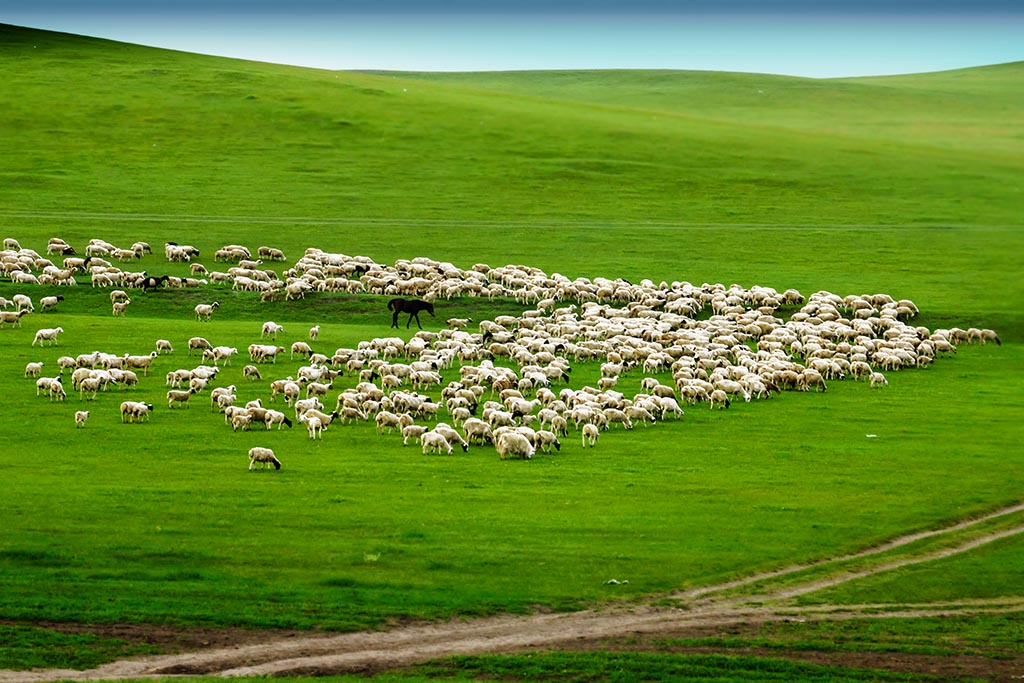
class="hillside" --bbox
[2,23,1021,229]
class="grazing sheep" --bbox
[709,389,731,410]
[155,339,174,354]
[32,327,64,347]
[242,364,262,381]
[74,410,89,428]
[49,381,67,402]
[432,423,469,452]
[462,417,493,445]
[231,413,253,432]
[13,294,33,312]
[536,429,561,453]
[194,302,219,321]
[870,371,889,388]
[421,430,454,455]
[167,388,196,408]
[261,321,283,339]
[248,446,281,471]
[39,295,64,312]
[290,341,313,360]
[188,337,213,355]
[24,361,43,378]
[582,423,599,448]
[402,423,429,446]
[495,430,534,460]
[300,413,323,439]
[120,401,154,423]
[264,409,293,430]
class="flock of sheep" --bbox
[3,235,1003,469]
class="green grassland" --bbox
[0,23,1022,681]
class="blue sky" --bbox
[3,1,1022,77]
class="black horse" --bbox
[388,298,435,329]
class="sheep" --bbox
[264,409,293,430]
[123,352,158,375]
[24,361,44,378]
[581,423,600,448]
[155,339,174,355]
[462,417,493,445]
[248,446,281,471]
[309,325,320,340]
[535,429,561,453]
[432,423,469,452]
[74,410,90,428]
[242,364,262,381]
[12,294,33,312]
[290,341,313,360]
[209,346,238,366]
[870,371,889,388]
[300,413,323,439]
[231,413,253,432]
[32,327,64,347]
[120,401,154,423]
[421,430,454,455]
[401,424,429,446]
[194,301,219,321]
[261,321,283,339]
[375,410,404,434]
[495,430,534,460]
[188,337,213,355]
[49,381,67,402]
[0,310,30,327]
[78,376,102,401]
[709,389,731,410]
[39,295,64,312]
[167,388,196,408]
[112,300,130,316]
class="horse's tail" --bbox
[387,299,399,312]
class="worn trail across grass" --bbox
[2,502,1020,681]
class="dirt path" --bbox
[2,503,1021,681]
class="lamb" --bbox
[74,410,89,428]
[709,389,731,410]
[300,413,323,439]
[194,302,220,321]
[248,447,281,471]
[261,321,283,339]
[167,388,196,408]
[495,430,534,460]
[421,430,454,455]
[309,325,320,340]
[870,371,889,388]
[32,327,64,347]
[39,295,64,312]
[111,300,130,316]
[24,361,43,378]
[581,423,600,447]
[49,381,67,402]
[155,339,174,354]
[231,413,253,432]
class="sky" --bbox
[3,1,1023,78]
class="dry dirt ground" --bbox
[3,503,1022,682]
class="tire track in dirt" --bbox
[2,502,1020,681]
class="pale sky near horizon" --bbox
[3,1,1022,78]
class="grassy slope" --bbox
[0,23,1021,678]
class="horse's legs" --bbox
[391,310,400,328]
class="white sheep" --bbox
[120,400,154,423]
[264,409,293,430]
[32,327,64,347]
[231,413,253,432]
[261,321,283,339]
[431,423,469,452]
[39,295,64,312]
[155,339,174,354]
[112,300,130,316]
[309,325,320,340]
[582,423,599,448]
[535,429,561,453]
[74,410,90,428]
[495,430,534,460]
[421,430,454,455]
[300,413,323,439]
[290,341,313,360]
[24,361,44,378]
[188,337,213,355]
[167,388,195,408]
[194,301,219,321]
[242,364,262,381]
[870,371,889,388]
[401,424,428,446]
[248,446,281,471]
[13,294,33,312]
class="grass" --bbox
[0,22,1021,679]
[0,625,158,670]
